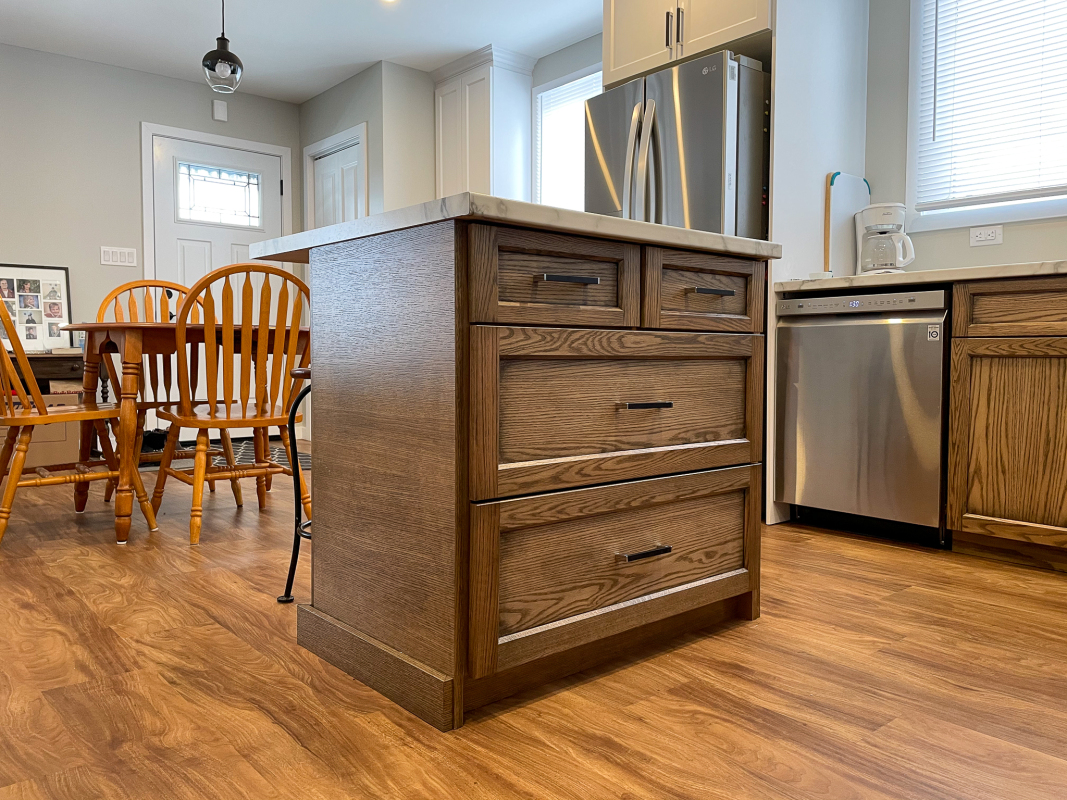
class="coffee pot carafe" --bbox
[855,203,915,274]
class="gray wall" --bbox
[532,34,603,88]
[0,43,301,324]
[299,62,386,216]
[865,0,1067,270]
[381,62,436,212]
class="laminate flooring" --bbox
[1,477,1066,799]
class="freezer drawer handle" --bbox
[617,545,672,564]
[665,11,673,48]
[535,274,600,286]
[616,401,674,410]
[686,287,735,297]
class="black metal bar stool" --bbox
[278,366,312,603]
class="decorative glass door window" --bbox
[177,162,262,227]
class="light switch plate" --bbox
[970,225,1003,247]
[101,247,137,266]
[212,99,228,122]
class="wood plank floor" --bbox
[1,478,1066,799]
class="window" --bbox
[914,0,1067,216]
[534,70,603,211]
[177,162,262,227]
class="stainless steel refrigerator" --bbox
[585,51,768,239]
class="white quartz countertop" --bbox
[774,259,1067,293]
[250,192,783,263]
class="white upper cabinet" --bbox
[678,0,771,60]
[603,0,677,88]
[604,0,772,87]
[433,46,534,201]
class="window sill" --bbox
[908,196,1067,233]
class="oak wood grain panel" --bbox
[469,324,500,502]
[948,336,1067,542]
[954,277,1067,337]
[740,464,762,620]
[498,358,747,462]
[952,529,1067,573]
[498,490,745,635]
[642,248,765,333]
[296,605,456,731]
[469,224,640,327]
[463,596,740,712]
[308,222,461,675]
[451,221,471,730]
[497,325,757,359]
[496,439,754,498]
[496,569,751,671]
[495,464,752,530]
[468,503,500,679]
[960,514,1067,548]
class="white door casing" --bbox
[303,123,368,230]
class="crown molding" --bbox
[431,44,536,84]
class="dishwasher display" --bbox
[775,290,947,528]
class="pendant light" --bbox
[202,0,243,93]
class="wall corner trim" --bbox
[431,45,536,84]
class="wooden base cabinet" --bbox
[303,219,765,730]
[949,278,1067,568]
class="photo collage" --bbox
[0,268,71,351]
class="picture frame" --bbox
[0,264,73,351]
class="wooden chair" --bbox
[90,280,240,508]
[151,264,311,544]
[0,310,158,544]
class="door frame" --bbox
[302,122,369,230]
[140,122,294,280]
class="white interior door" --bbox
[149,135,285,439]
[313,143,365,226]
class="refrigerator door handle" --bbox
[621,102,642,220]
[635,99,656,222]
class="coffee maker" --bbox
[854,203,915,274]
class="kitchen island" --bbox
[252,193,781,730]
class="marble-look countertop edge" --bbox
[250,192,782,263]
[774,259,1067,293]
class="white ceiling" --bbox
[0,0,602,104]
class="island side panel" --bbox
[306,221,461,682]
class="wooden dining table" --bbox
[64,321,309,543]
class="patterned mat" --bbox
[153,437,311,471]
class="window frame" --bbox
[905,0,1067,233]
[531,63,603,207]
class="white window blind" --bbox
[916,0,1067,212]
[534,71,603,211]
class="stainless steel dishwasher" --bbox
[775,290,947,531]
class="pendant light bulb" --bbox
[203,0,243,93]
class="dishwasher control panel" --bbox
[777,290,946,316]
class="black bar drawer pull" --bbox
[616,401,673,410]
[536,274,600,286]
[617,545,672,564]
[686,286,735,296]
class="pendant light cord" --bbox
[221,0,226,37]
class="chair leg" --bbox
[0,429,33,544]
[74,420,93,512]
[102,421,116,502]
[129,414,158,532]
[219,430,243,507]
[264,430,273,492]
[277,524,303,604]
[189,429,210,545]
[279,426,311,521]
[0,426,19,484]
[253,428,267,510]
[151,425,181,514]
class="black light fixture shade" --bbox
[203,1,242,93]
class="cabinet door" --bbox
[603,0,677,87]
[435,65,492,198]
[678,0,771,60]
[948,337,1067,548]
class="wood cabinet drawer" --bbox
[642,247,765,333]
[469,225,640,327]
[470,326,764,500]
[954,277,1067,337]
[469,465,760,677]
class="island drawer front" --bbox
[470,326,764,501]
[642,247,765,333]
[954,277,1067,338]
[469,224,641,328]
[468,465,760,677]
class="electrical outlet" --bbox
[101,247,138,266]
[970,225,1003,247]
